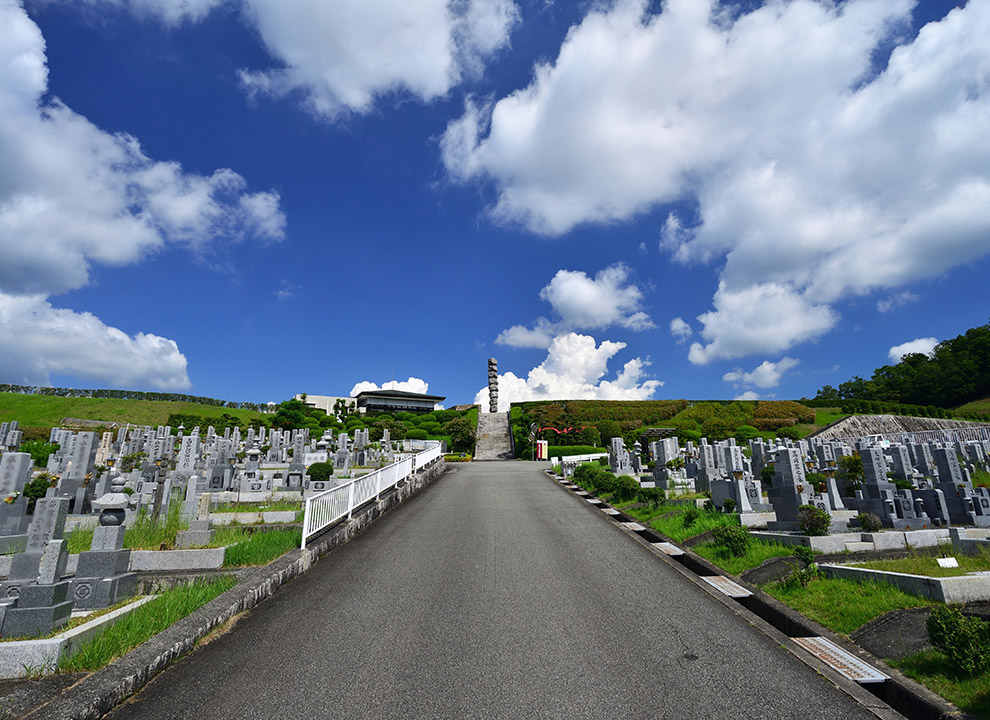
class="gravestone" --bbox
[0,497,73,638]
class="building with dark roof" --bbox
[354,389,445,415]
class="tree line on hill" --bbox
[0,384,271,411]
[812,322,990,413]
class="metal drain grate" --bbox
[701,575,753,598]
[620,522,646,532]
[585,498,602,504]
[602,508,620,515]
[651,542,684,556]
[791,636,888,684]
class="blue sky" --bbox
[1,0,987,409]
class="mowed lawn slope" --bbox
[0,393,269,428]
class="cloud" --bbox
[734,391,761,401]
[877,291,919,313]
[349,377,431,396]
[669,317,692,343]
[723,357,799,390]
[66,0,520,119]
[496,263,653,347]
[477,332,662,411]
[688,283,835,364]
[0,293,190,389]
[495,317,556,349]
[443,0,990,362]
[888,337,938,363]
[0,2,283,389]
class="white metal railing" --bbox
[301,441,442,547]
[550,452,608,466]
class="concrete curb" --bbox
[24,460,447,720]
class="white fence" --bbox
[301,441,443,547]
[550,452,608,466]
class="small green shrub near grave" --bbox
[710,524,749,557]
[59,577,236,672]
[682,507,700,527]
[892,650,990,719]
[613,475,640,502]
[926,605,990,676]
[797,504,831,536]
[637,487,665,509]
[856,512,883,533]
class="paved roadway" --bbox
[109,463,886,719]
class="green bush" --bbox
[927,605,990,676]
[22,474,53,512]
[306,462,333,483]
[613,475,640,502]
[722,497,736,513]
[547,445,607,457]
[638,486,665,508]
[857,512,883,533]
[592,470,617,495]
[19,440,59,468]
[683,506,700,527]
[405,429,428,440]
[710,524,749,557]
[792,545,816,566]
[797,504,832,536]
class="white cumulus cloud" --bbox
[63,0,520,119]
[496,263,653,348]
[0,293,190,389]
[350,377,431,396]
[888,337,938,363]
[477,332,662,412]
[669,317,692,342]
[723,357,799,390]
[0,2,284,389]
[443,0,990,363]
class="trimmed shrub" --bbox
[856,512,883,533]
[722,497,736,513]
[613,475,640,502]
[927,605,990,676]
[306,462,333,483]
[638,486,665,508]
[711,524,749,557]
[797,504,832,536]
[405,429,428,440]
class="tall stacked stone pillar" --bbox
[487,358,499,414]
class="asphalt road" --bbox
[109,462,887,719]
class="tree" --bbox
[595,419,622,444]
[443,417,475,453]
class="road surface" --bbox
[109,462,886,719]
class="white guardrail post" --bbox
[301,441,442,548]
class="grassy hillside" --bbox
[0,393,269,429]
[955,398,990,415]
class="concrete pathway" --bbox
[108,463,888,719]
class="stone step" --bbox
[844,541,876,553]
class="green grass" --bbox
[650,507,738,542]
[0,392,269,428]
[891,649,990,719]
[0,596,143,642]
[64,504,189,553]
[955,398,990,415]
[693,540,799,575]
[221,528,301,567]
[814,409,848,426]
[59,578,236,672]
[210,500,302,513]
[764,576,933,635]
[850,549,990,577]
